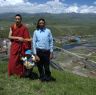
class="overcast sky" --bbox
[0,0,96,13]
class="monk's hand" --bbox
[18,37,24,42]
[24,38,32,42]
[50,52,53,59]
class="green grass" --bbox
[0,61,96,95]
[0,13,96,95]
[88,53,96,62]
[1,13,96,38]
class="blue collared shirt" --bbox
[32,28,53,54]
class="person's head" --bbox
[36,18,46,29]
[25,49,31,58]
[15,14,22,26]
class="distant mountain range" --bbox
[0,13,96,25]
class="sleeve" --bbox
[49,30,53,52]
[32,31,37,55]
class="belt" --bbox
[36,48,50,52]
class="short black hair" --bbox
[15,14,22,20]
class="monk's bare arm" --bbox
[24,38,32,42]
[8,28,24,41]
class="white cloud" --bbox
[0,0,25,6]
[65,4,79,13]
[93,1,96,5]
[79,5,96,13]
[0,0,96,13]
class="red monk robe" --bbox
[8,24,31,77]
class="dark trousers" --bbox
[36,48,51,79]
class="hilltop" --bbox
[0,13,96,95]
[0,13,96,38]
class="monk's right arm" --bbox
[8,28,24,41]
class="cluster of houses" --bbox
[0,38,11,55]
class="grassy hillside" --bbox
[0,61,96,95]
[0,13,96,95]
[0,13,96,38]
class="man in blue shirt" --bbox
[33,18,56,82]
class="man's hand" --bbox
[24,38,32,42]
[18,37,24,42]
[50,52,53,59]
[35,55,40,62]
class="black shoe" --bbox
[24,69,32,78]
[24,71,30,78]
[29,72,39,80]
[50,76,56,81]
[40,77,46,82]
[45,76,56,82]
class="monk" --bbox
[8,14,31,77]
